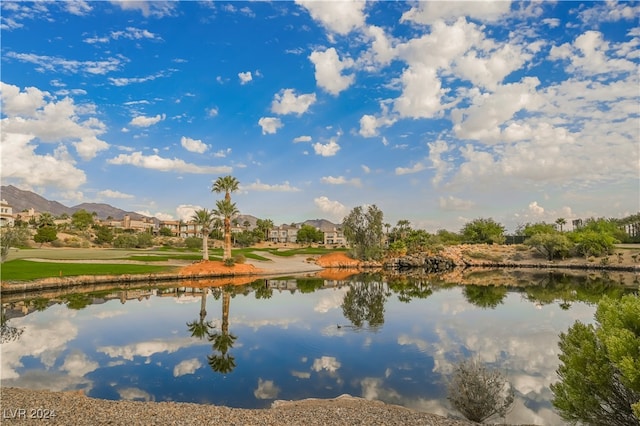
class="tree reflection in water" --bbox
[186,287,214,340]
[0,306,23,344]
[463,285,508,309]
[341,276,390,330]
[208,288,237,374]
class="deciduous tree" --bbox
[461,218,506,244]
[342,204,384,260]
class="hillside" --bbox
[0,185,149,220]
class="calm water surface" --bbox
[2,272,635,425]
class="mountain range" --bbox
[0,185,338,228]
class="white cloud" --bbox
[293,135,312,143]
[207,107,219,117]
[176,204,202,221]
[109,0,177,18]
[61,352,98,377]
[320,176,362,187]
[311,356,341,373]
[5,52,123,75]
[241,179,301,192]
[451,77,542,143]
[313,138,340,156]
[238,71,252,84]
[107,152,232,174]
[258,117,283,135]
[1,134,87,191]
[180,136,208,153]
[0,82,109,161]
[314,196,348,220]
[395,162,426,175]
[295,0,366,35]
[129,113,165,127]
[271,89,316,116]
[309,48,354,95]
[98,189,134,199]
[97,338,194,361]
[439,196,475,211]
[173,358,201,377]
[254,378,280,400]
[400,1,511,25]
[361,164,371,174]
[359,105,397,137]
[528,201,545,216]
[118,387,153,402]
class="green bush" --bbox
[551,295,640,425]
[113,234,138,248]
[233,254,246,264]
[570,230,617,257]
[185,237,202,249]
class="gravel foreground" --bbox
[1,388,474,426]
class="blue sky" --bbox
[1,1,638,232]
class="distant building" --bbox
[269,224,299,243]
[0,199,14,227]
[322,227,346,246]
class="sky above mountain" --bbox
[1,1,638,232]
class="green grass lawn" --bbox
[1,260,176,281]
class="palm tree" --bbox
[191,208,215,260]
[212,175,240,202]
[37,212,55,228]
[555,217,567,232]
[214,199,239,260]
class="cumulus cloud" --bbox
[180,136,208,153]
[395,162,426,175]
[176,204,202,221]
[293,135,312,143]
[107,152,232,174]
[528,201,545,216]
[311,356,341,373]
[314,196,348,220]
[238,71,252,84]
[295,0,366,35]
[61,352,99,377]
[0,83,109,161]
[313,138,340,156]
[129,113,165,127]
[320,176,362,187]
[400,1,511,25]
[309,48,354,95]
[258,117,283,135]
[109,0,177,18]
[241,179,301,192]
[173,358,202,377]
[254,378,280,400]
[271,89,316,115]
[98,189,134,199]
[439,196,475,211]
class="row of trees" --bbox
[341,205,636,261]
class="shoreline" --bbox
[2,250,639,295]
[1,387,474,426]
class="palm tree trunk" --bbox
[224,217,232,260]
[203,234,209,260]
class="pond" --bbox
[1,270,637,425]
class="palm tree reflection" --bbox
[186,287,214,340]
[207,288,237,374]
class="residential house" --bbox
[269,224,299,243]
[322,226,346,246]
[0,199,14,227]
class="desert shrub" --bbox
[113,234,138,248]
[223,257,235,267]
[447,358,514,423]
[51,239,65,248]
[233,254,246,264]
[551,295,640,425]
[136,232,153,248]
[185,237,202,250]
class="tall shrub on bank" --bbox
[551,295,640,425]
